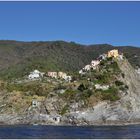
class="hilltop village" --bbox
[26,49,124,92]
[79,49,123,74]
[27,49,123,81]
[28,70,72,82]
[0,49,140,125]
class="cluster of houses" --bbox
[28,49,123,83]
[78,49,124,91]
[28,70,72,82]
[47,71,72,82]
[79,60,100,74]
[79,49,123,74]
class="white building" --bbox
[83,65,91,71]
[95,84,109,90]
[52,115,61,124]
[79,69,85,75]
[91,60,100,69]
[79,69,83,74]
[28,70,44,80]
[64,75,72,82]
[91,60,100,67]
[32,99,38,107]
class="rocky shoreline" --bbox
[1,119,140,127]
[1,112,140,127]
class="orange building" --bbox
[107,49,119,58]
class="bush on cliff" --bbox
[100,86,120,101]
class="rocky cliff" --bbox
[0,56,140,125]
[62,58,140,125]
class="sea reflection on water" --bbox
[0,124,139,139]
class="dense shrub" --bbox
[115,80,124,86]
[77,83,87,92]
[54,84,67,90]
[60,89,77,101]
[110,61,121,73]
[100,86,120,101]
[121,73,125,78]
[94,73,111,84]
[125,85,129,89]
[6,83,24,92]
[80,89,93,100]
[6,82,48,97]
[60,104,69,115]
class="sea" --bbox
[0,124,139,139]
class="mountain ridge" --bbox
[1,39,140,47]
[0,40,139,80]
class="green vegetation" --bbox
[60,89,77,101]
[54,84,67,91]
[119,84,129,91]
[115,80,124,86]
[121,73,125,78]
[60,104,69,115]
[5,82,51,97]
[94,72,112,84]
[77,83,87,91]
[3,56,124,107]
[0,41,135,111]
[80,89,94,100]
[74,57,123,103]
[0,40,139,80]
[100,86,120,101]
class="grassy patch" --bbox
[100,86,120,101]
[60,104,69,115]
[5,82,49,97]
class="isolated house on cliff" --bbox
[28,70,44,80]
[107,49,119,58]
[83,65,91,71]
[91,60,100,69]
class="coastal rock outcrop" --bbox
[63,58,140,125]
[0,52,140,126]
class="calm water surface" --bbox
[0,124,140,139]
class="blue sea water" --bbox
[0,124,140,139]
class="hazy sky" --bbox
[0,1,140,47]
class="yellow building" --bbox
[107,49,119,58]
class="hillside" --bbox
[0,52,139,125]
[0,40,139,79]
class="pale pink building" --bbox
[48,72,58,79]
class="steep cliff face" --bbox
[118,58,140,97]
[64,58,140,125]
[116,58,140,121]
